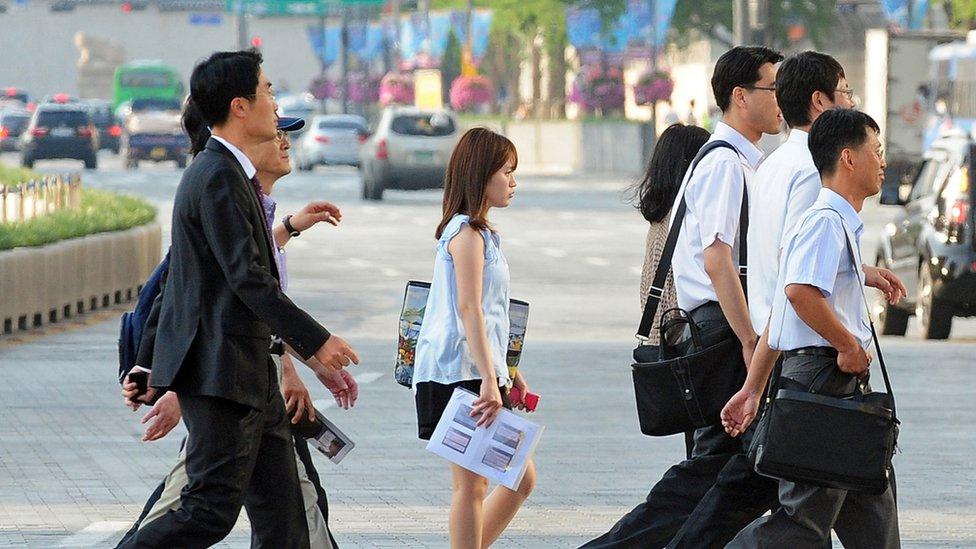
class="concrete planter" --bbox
[0,223,161,335]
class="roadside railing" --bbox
[0,174,82,224]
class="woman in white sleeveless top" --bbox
[412,128,536,548]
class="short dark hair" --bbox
[776,51,845,128]
[809,108,880,177]
[189,50,263,127]
[631,123,710,223]
[711,46,784,112]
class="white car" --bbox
[293,114,367,170]
[358,106,460,200]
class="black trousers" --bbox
[116,435,336,548]
[118,364,309,549]
[581,303,779,549]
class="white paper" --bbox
[425,388,543,490]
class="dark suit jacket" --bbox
[146,138,330,409]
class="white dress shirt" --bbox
[747,129,821,334]
[210,134,257,179]
[670,121,764,312]
[768,188,872,351]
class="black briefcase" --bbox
[749,213,899,494]
[630,141,749,437]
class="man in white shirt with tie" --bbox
[728,108,900,547]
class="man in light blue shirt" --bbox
[729,109,900,547]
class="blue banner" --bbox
[566,0,676,52]
[881,0,928,30]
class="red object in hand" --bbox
[509,387,540,412]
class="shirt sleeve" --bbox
[779,169,822,251]
[689,156,745,249]
[782,214,846,297]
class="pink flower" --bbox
[379,72,415,106]
[449,75,494,111]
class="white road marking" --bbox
[542,247,567,258]
[58,521,132,547]
[381,267,402,277]
[347,258,372,268]
[585,257,610,266]
[630,266,642,276]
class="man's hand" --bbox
[281,355,315,424]
[141,391,181,442]
[291,201,342,231]
[721,387,762,438]
[313,335,360,371]
[316,366,359,409]
[863,265,907,305]
[122,366,157,411]
[837,340,870,378]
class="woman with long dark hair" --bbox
[633,123,710,343]
[413,127,535,549]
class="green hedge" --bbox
[0,163,38,187]
[0,188,156,251]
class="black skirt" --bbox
[415,379,512,440]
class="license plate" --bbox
[151,147,166,159]
[51,127,73,137]
[414,150,434,164]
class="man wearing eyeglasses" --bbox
[583,45,785,549]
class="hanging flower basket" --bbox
[633,71,674,106]
[449,75,494,112]
[379,72,415,106]
[570,65,625,115]
[309,75,337,101]
[346,73,381,104]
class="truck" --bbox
[863,28,963,186]
[119,97,189,169]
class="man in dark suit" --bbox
[118,50,358,548]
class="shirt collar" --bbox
[786,128,809,146]
[211,135,257,179]
[712,121,764,169]
[819,187,863,235]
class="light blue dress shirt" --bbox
[670,122,764,312]
[412,214,511,390]
[747,129,822,334]
[768,188,872,351]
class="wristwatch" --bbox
[282,215,301,237]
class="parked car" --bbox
[2,86,30,105]
[0,108,31,151]
[358,106,460,200]
[294,114,367,170]
[81,99,122,153]
[875,131,976,339]
[20,104,98,169]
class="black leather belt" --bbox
[784,346,838,359]
[269,338,285,356]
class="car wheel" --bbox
[84,154,97,170]
[363,171,384,201]
[22,155,33,168]
[176,156,187,169]
[916,263,952,340]
[871,259,909,336]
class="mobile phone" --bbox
[509,386,540,412]
[127,369,149,400]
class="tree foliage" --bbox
[671,0,837,49]
[936,0,976,29]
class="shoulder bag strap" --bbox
[835,214,897,418]
[637,140,748,339]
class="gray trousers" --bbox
[728,353,901,549]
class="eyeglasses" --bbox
[836,88,855,101]
[274,129,285,141]
[743,85,777,93]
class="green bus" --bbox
[113,61,184,109]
